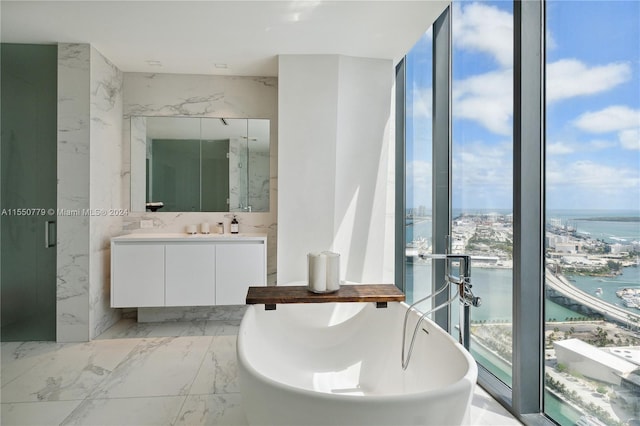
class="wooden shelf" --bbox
[246,284,404,309]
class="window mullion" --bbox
[513,0,545,416]
[432,5,452,330]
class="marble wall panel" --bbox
[57,43,91,342]
[88,47,125,339]
[137,305,247,323]
[248,148,270,212]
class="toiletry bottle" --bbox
[230,215,239,234]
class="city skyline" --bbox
[406,0,640,212]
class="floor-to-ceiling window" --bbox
[398,1,639,422]
[544,1,640,424]
[451,0,514,387]
[403,28,434,306]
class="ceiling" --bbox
[1,1,449,76]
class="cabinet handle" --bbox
[45,220,56,248]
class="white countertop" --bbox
[112,232,267,243]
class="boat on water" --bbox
[595,287,603,296]
[617,288,640,308]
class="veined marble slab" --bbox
[189,335,238,395]
[174,394,247,426]
[112,232,267,243]
[61,396,186,426]
[137,305,247,323]
[94,318,240,339]
[1,339,140,403]
[88,336,211,399]
[1,400,82,426]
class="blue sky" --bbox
[406,0,640,212]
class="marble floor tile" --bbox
[190,336,239,395]
[89,336,212,399]
[174,393,247,426]
[204,320,241,337]
[1,400,82,426]
[1,339,140,403]
[471,386,523,425]
[2,341,59,387]
[95,319,208,339]
[93,319,155,339]
[144,321,209,338]
[60,396,187,426]
[96,319,228,339]
[1,320,523,426]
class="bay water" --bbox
[405,210,640,321]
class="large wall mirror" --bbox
[130,116,270,213]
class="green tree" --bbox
[607,260,622,271]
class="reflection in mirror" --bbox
[130,117,270,213]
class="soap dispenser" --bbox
[230,215,239,234]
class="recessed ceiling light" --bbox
[214,63,228,69]
[146,60,162,67]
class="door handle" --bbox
[45,220,56,248]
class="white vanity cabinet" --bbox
[111,243,165,307]
[215,242,266,305]
[111,233,267,308]
[165,243,216,307]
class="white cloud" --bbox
[620,129,640,150]
[547,139,617,156]
[453,140,512,187]
[546,159,640,210]
[452,2,513,67]
[573,106,640,150]
[453,69,513,135]
[547,141,575,155]
[410,85,432,120]
[589,140,618,150]
[452,140,513,209]
[407,160,432,206]
[574,105,640,133]
[407,160,432,189]
[547,59,631,103]
[450,4,632,137]
[547,160,639,191]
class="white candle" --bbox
[308,253,327,292]
[200,222,210,234]
[186,224,197,234]
[323,251,340,292]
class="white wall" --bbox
[278,54,395,284]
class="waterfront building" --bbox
[554,339,637,386]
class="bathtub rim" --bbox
[237,302,478,404]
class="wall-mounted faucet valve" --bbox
[401,253,481,370]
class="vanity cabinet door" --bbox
[111,243,165,307]
[215,242,265,305]
[165,243,216,306]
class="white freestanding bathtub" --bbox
[237,301,477,426]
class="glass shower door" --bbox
[1,44,57,341]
